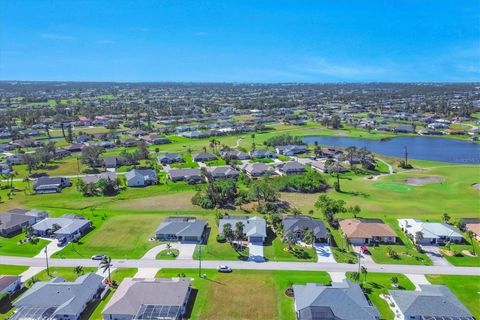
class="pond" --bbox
[302,136,480,164]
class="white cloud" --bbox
[40,33,75,40]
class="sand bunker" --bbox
[404,176,444,186]
[472,183,480,191]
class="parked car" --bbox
[91,254,105,260]
[360,245,369,255]
[217,265,232,273]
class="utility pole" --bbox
[45,245,50,277]
[404,146,408,166]
[198,244,202,278]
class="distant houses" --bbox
[277,161,306,175]
[12,273,104,320]
[155,217,207,243]
[157,153,183,165]
[339,219,397,245]
[293,280,380,320]
[240,162,275,178]
[168,168,204,183]
[250,149,276,159]
[205,166,239,180]
[398,219,464,244]
[102,278,192,320]
[193,152,217,162]
[275,145,308,156]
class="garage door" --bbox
[249,236,263,243]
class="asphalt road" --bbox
[1,255,478,276]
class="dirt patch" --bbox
[109,191,199,211]
[472,183,480,191]
[404,176,444,186]
[439,248,455,256]
[462,250,477,257]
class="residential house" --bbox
[6,153,26,165]
[12,273,104,320]
[283,215,329,243]
[155,217,207,242]
[389,285,473,320]
[144,134,170,145]
[0,276,21,295]
[0,209,48,237]
[339,219,397,245]
[218,216,267,243]
[240,162,275,178]
[293,280,379,320]
[277,161,306,175]
[398,219,464,244]
[82,172,117,184]
[0,162,11,174]
[32,217,91,243]
[123,139,138,147]
[102,278,192,320]
[275,145,308,156]
[193,152,217,162]
[33,177,72,194]
[103,156,125,169]
[310,159,348,173]
[206,166,239,180]
[64,143,86,153]
[221,150,251,160]
[318,147,343,158]
[157,153,183,165]
[250,149,276,159]
[168,168,204,183]
[125,169,158,187]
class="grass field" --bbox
[0,264,28,275]
[426,274,480,319]
[156,268,331,320]
[0,234,49,257]
[34,267,97,282]
[347,272,415,320]
[440,242,480,267]
[156,248,179,259]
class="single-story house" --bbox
[310,159,348,173]
[0,162,11,174]
[125,169,158,187]
[277,161,306,175]
[12,273,104,320]
[0,276,21,295]
[64,143,86,153]
[103,157,120,169]
[6,153,25,165]
[155,217,207,242]
[221,150,250,160]
[275,145,308,156]
[82,172,117,185]
[240,162,275,178]
[157,153,183,165]
[318,147,343,158]
[218,216,267,243]
[193,152,217,162]
[293,280,380,320]
[102,278,192,320]
[389,285,473,320]
[250,149,276,159]
[33,177,72,194]
[0,209,47,236]
[283,215,329,243]
[206,166,239,180]
[32,217,91,243]
[339,219,397,245]
[144,134,170,145]
[168,168,204,183]
[398,219,464,244]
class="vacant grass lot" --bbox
[156,268,331,320]
[347,272,415,320]
[426,275,480,319]
[0,264,28,275]
[34,267,98,282]
[53,214,165,259]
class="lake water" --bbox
[302,136,480,164]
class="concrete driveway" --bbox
[248,242,265,262]
[421,245,450,266]
[34,239,62,258]
[177,243,197,259]
[314,243,336,263]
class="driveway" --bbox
[135,268,160,278]
[248,242,265,262]
[314,243,336,263]
[177,243,197,259]
[353,245,375,264]
[421,245,451,266]
[405,273,431,290]
[34,239,62,258]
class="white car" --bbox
[91,254,105,260]
[217,265,232,273]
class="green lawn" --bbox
[0,234,49,257]
[170,152,199,169]
[34,267,97,282]
[0,264,28,275]
[426,274,480,319]
[156,268,331,320]
[440,242,480,267]
[347,272,415,320]
[156,248,179,259]
[263,228,317,262]
[369,244,431,265]
[205,159,226,167]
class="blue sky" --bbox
[1,0,479,82]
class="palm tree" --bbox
[467,230,476,256]
[415,231,424,244]
[166,242,172,254]
[100,256,113,283]
[73,265,84,277]
[361,266,368,283]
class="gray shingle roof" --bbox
[155,217,207,238]
[32,217,90,235]
[283,216,329,239]
[219,216,267,238]
[293,280,379,320]
[389,285,473,319]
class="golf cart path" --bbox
[369,158,394,181]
